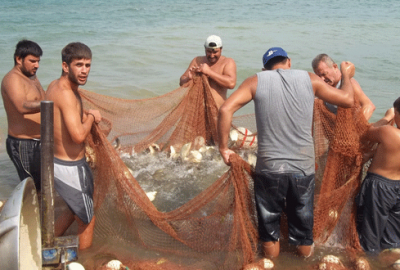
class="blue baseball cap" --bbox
[262,47,288,67]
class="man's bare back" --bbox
[367,108,400,180]
[1,58,44,139]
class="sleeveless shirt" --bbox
[254,69,315,175]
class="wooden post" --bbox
[40,101,55,247]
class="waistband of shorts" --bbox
[255,171,313,177]
[367,172,400,184]
[7,134,40,142]
[54,157,87,166]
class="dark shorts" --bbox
[54,157,94,224]
[254,172,315,246]
[356,172,400,253]
[6,135,41,190]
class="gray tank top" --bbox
[254,69,315,175]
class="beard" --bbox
[68,70,87,86]
[20,65,37,78]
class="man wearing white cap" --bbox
[180,35,236,108]
[218,47,356,259]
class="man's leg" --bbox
[356,174,393,252]
[75,215,96,250]
[55,208,75,237]
[297,243,314,258]
[262,241,280,258]
[286,173,315,257]
[255,173,287,258]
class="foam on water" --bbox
[122,148,230,212]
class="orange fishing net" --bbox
[76,75,370,269]
[313,97,370,251]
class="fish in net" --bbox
[73,74,371,269]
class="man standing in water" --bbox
[218,47,355,259]
[312,53,375,120]
[1,40,45,191]
[180,35,237,108]
[46,42,101,250]
[356,99,400,253]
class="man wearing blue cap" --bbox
[179,35,237,108]
[218,47,356,259]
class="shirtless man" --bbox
[356,98,400,253]
[218,47,355,259]
[179,35,236,108]
[46,42,101,250]
[312,54,375,120]
[1,40,45,190]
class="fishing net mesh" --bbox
[75,75,371,269]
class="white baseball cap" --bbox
[204,35,222,49]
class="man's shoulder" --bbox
[379,125,400,140]
[1,69,28,93]
[219,55,235,64]
[377,126,400,152]
[350,77,362,87]
[46,80,74,100]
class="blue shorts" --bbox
[6,135,41,190]
[254,172,315,246]
[356,172,400,253]
[54,157,94,224]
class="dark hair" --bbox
[13,40,43,65]
[394,97,400,113]
[263,56,288,70]
[61,42,92,65]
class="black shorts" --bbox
[254,172,315,246]
[356,172,400,252]
[6,135,41,190]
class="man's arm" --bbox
[351,78,375,120]
[312,61,355,108]
[57,91,96,144]
[198,58,237,89]
[218,75,256,165]
[2,76,41,114]
[179,57,198,86]
[371,108,394,128]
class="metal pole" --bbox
[41,100,55,247]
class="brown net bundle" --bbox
[312,98,371,251]
[79,75,259,270]
[83,125,258,270]
[76,74,372,269]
